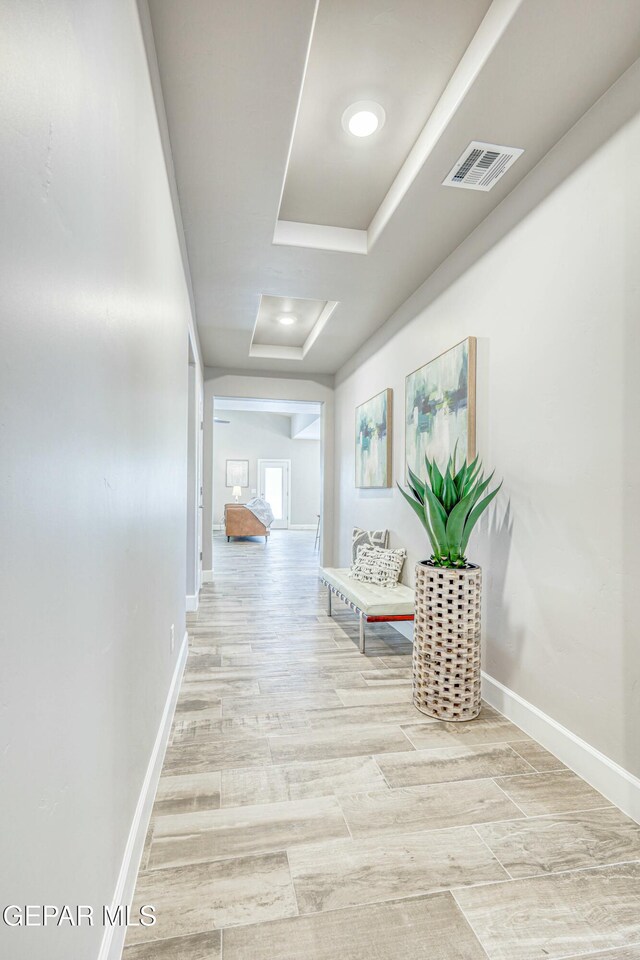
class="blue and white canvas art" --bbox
[405,338,476,477]
[355,388,392,488]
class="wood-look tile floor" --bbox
[125,531,640,960]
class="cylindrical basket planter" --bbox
[412,561,482,721]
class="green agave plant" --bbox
[397,448,502,569]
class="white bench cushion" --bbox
[320,567,414,618]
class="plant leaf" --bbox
[429,458,444,501]
[408,480,422,503]
[442,463,457,513]
[466,453,480,477]
[422,483,448,552]
[457,452,479,493]
[454,461,468,497]
[445,485,481,556]
[424,454,434,490]
[460,481,503,553]
[463,459,482,495]
[397,483,438,555]
[469,470,495,508]
[407,465,425,504]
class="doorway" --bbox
[210,397,322,550]
[258,459,290,529]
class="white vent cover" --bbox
[443,141,524,192]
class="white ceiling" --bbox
[147,0,640,376]
[279,0,492,229]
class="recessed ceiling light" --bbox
[278,314,296,326]
[341,101,386,138]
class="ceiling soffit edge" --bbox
[273,0,524,255]
[249,296,339,360]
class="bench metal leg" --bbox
[359,612,366,654]
[327,585,332,617]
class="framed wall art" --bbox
[225,459,249,488]
[355,388,392,488]
[405,337,476,477]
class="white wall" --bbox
[203,370,335,572]
[334,63,640,780]
[212,411,320,526]
[0,2,198,958]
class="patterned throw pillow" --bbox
[351,545,407,587]
[352,527,389,563]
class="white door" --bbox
[258,460,290,529]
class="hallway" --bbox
[125,533,640,960]
[6,5,640,959]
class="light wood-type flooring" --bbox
[125,531,640,960]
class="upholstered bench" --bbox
[320,567,414,654]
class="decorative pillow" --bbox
[352,527,389,563]
[351,545,406,587]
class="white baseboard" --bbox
[185,593,199,612]
[482,671,640,825]
[212,523,224,531]
[201,570,213,583]
[98,631,188,960]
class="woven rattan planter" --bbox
[413,561,482,721]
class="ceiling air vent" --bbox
[443,141,524,192]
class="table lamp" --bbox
[232,485,242,503]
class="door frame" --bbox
[257,458,291,529]
[186,334,203,610]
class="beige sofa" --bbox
[224,503,270,543]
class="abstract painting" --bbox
[355,389,392,488]
[226,459,249,487]
[405,338,476,477]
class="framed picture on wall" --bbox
[355,388,392,488]
[226,459,249,487]
[405,337,476,478]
